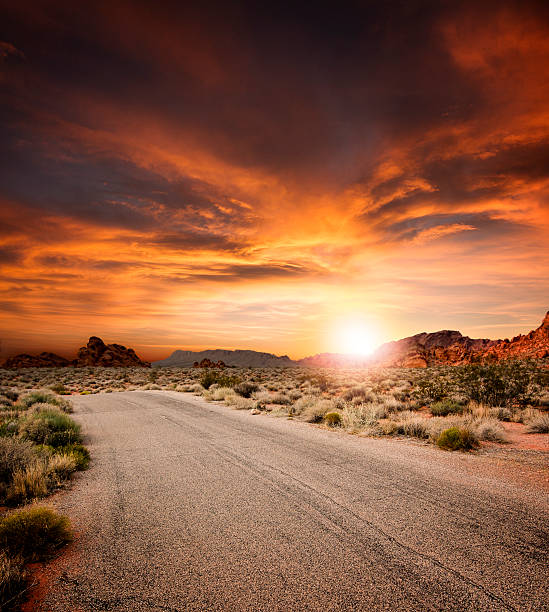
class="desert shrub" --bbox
[234,382,259,398]
[210,387,235,401]
[414,378,450,403]
[474,419,507,442]
[291,395,320,416]
[18,409,81,448]
[436,427,479,451]
[525,413,549,433]
[537,394,549,408]
[430,399,464,416]
[0,439,37,486]
[399,417,430,439]
[0,550,26,609]
[269,393,291,405]
[0,390,18,403]
[457,361,535,407]
[200,370,240,390]
[381,396,408,412]
[301,399,334,423]
[49,383,68,395]
[230,397,255,410]
[324,412,342,427]
[58,443,90,470]
[47,454,77,482]
[342,386,375,402]
[378,419,400,435]
[0,506,72,562]
[7,462,50,505]
[18,391,72,413]
[341,403,386,430]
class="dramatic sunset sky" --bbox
[1,0,548,360]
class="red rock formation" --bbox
[3,352,71,369]
[3,336,150,368]
[75,336,150,367]
[372,311,549,367]
[192,358,226,368]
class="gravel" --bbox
[37,391,549,611]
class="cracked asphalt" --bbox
[37,391,548,611]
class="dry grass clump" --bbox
[474,419,508,442]
[300,399,335,423]
[525,413,549,433]
[341,402,387,431]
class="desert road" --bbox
[36,391,548,611]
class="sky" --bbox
[1,0,548,361]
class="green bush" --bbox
[324,412,342,427]
[18,409,81,448]
[200,370,240,390]
[456,361,535,407]
[436,427,479,451]
[18,391,72,413]
[49,383,67,395]
[58,443,90,470]
[430,399,463,416]
[0,507,72,562]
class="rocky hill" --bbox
[368,311,549,367]
[3,336,150,368]
[153,349,296,368]
[298,311,549,368]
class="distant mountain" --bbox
[3,336,150,368]
[153,349,297,368]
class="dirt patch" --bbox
[20,536,80,612]
[497,422,549,451]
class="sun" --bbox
[336,320,379,355]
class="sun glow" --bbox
[334,319,379,355]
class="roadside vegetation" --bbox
[1,361,548,454]
[0,388,87,609]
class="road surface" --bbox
[36,391,548,611]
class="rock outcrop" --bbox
[75,336,150,367]
[3,352,71,369]
[193,359,226,368]
[371,311,549,367]
[3,336,150,368]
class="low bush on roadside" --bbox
[301,399,334,423]
[18,409,81,448]
[324,412,342,427]
[0,506,72,562]
[436,427,479,451]
[18,391,72,413]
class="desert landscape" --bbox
[2,0,549,609]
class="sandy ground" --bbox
[28,391,549,611]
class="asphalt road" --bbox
[37,391,548,611]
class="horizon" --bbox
[1,1,549,361]
[2,308,547,362]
